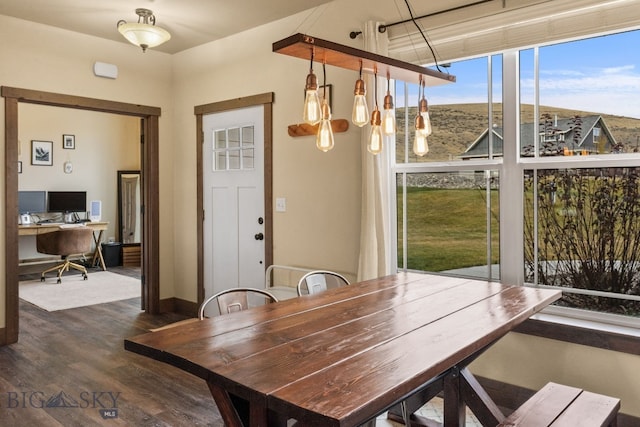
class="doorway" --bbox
[202,106,265,308]
[2,86,161,345]
[194,93,274,305]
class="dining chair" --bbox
[198,287,279,318]
[296,270,350,296]
[150,288,278,332]
[264,264,314,300]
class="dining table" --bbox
[124,272,561,427]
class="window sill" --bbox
[515,308,640,356]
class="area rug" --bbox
[19,271,140,312]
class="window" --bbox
[213,125,255,171]
[394,55,502,281]
[524,167,640,316]
[521,30,640,318]
[392,28,640,323]
[396,170,500,280]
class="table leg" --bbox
[443,367,465,427]
[206,381,270,427]
[91,230,106,270]
[207,381,246,427]
[387,374,445,426]
[459,368,504,426]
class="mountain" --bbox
[397,104,640,161]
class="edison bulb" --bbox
[368,108,383,155]
[369,125,383,154]
[303,71,321,125]
[351,78,369,127]
[382,109,396,135]
[413,132,429,156]
[421,111,432,136]
[303,89,321,125]
[316,100,334,152]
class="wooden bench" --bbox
[499,382,620,426]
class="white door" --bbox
[203,106,265,311]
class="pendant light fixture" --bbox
[382,73,396,135]
[117,9,171,53]
[316,62,335,152]
[419,79,433,136]
[303,49,322,125]
[272,34,455,154]
[368,69,383,155]
[413,77,429,156]
[413,118,429,156]
[352,61,369,127]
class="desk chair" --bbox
[36,227,93,284]
[297,270,350,296]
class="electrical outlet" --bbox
[276,198,286,212]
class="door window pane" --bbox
[228,127,240,148]
[212,126,255,171]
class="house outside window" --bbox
[392,28,640,324]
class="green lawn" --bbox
[398,187,500,272]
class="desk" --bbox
[125,273,561,426]
[19,222,109,270]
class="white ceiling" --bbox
[0,0,501,54]
[0,0,335,54]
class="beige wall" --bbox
[169,7,368,301]
[1,0,639,418]
[0,13,175,313]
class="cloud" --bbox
[520,64,640,117]
[395,63,640,119]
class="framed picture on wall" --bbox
[63,134,75,149]
[31,140,53,166]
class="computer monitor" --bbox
[18,191,47,214]
[47,191,87,213]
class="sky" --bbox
[397,29,640,119]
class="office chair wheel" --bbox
[83,273,88,280]
[40,277,45,282]
[56,278,62,284]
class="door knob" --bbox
[254,233,264,240]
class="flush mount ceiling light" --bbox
[117,8,171,53]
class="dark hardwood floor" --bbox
[3,270,224,426]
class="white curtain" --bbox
[357,21,392,281]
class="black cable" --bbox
[402,0,442,72]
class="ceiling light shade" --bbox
[117,8,171,52]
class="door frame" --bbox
[195,93,274,305]
[2,86,161,345]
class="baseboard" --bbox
[158,297,198,317]
[477,376,638,426]
[0,327,6,346]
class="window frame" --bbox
[391,28,640,333]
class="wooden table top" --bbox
[125,272,561,426]
[18,221,108,235]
